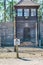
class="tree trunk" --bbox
[4,0,6,22]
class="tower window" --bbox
[31,9,36,16]
[17,9,22,16]
[24,9,29,16]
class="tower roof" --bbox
[15,0,40,7]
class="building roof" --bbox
[15,0,40,7]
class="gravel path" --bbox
[0,58,43,65]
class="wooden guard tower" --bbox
[14,0,40,47]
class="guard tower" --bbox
[14,0,40,47]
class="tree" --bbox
[0,0,17,22]
[5,0,17,22]
[0,0,4,22]
[4,0,6,22]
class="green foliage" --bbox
[0,0,17,22]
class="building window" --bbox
[31,9,36,16]
[17,9,22,16]
[24,9,29,16]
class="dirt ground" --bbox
[0,58,43,65]
[0,47,43,58]
[0,47,43,65]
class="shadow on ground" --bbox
[18,57,31,61]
